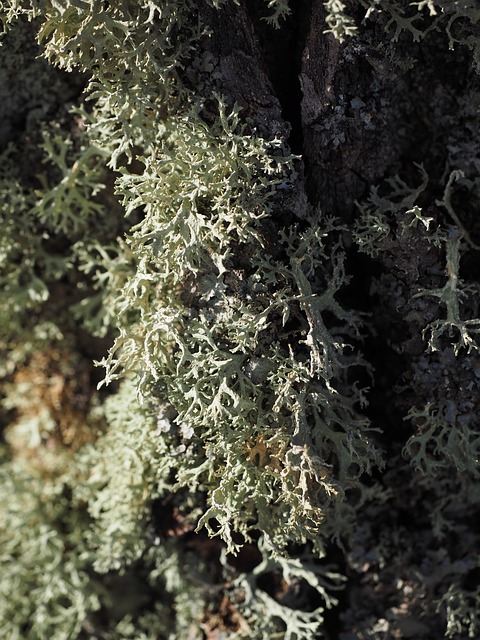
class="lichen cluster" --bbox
[1,1,479,638]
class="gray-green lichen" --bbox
[1,0,479,638]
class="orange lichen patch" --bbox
[5,348,101,459]
[244,434,270,467]
[242,434,287,473]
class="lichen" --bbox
[1,0,480,637]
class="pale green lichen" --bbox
[354,165,480,357]
[403,401,480,477]
[413,231,480,355]
[99,104,378,554]
[0,1,375,637]
[439,582,480,639]
[354,165,480,499]
[352,163,430,256]
[1,0,480,638]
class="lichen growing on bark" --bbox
[0,1,479,638]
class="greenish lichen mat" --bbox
[1,1,479,638]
